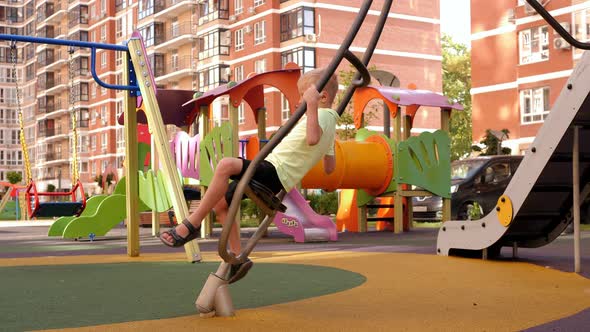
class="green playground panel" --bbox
[199,122,234,187]
[396,130,451,198]
[48,195,108,236]
[52,171,170,239]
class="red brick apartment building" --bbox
[0,0,442,194]
[471,0,589,154]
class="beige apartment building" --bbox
[0,0,443,195]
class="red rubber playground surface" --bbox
[1,223,590,331]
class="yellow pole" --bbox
[199,105,213,238]
[0,187,13,213]
[393,107,403,233]
[441,108,452,222]
[127,38,201,262]
[123,51,140,257]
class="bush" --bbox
[6,171,22,185]
[308,191,338,215]
[241,198,260,218]
[46,184,56,192]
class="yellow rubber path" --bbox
[3,251,588,332]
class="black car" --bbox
[413,155,524,221]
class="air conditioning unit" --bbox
[304,34,317,43]
[229,15,236,22]
[224,67,231,76]
[553,37,571,50]
[244,25,252,33]
[248,7,256,14]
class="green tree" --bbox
[476,129,511,155]
[443,34,472,161]
[334,64,378,140]
[6,171,22,185]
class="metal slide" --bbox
[437,3,590,256]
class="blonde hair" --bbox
[297,68,339,105]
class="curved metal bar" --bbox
[218,0,382,264]
[525,0,590,50]
[0,34,128,51]
[343,50,372,88]
[336,0,394,116]
[90,48,138,91]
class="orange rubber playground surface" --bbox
[2,223,590,331]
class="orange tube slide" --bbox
[301,136,393,196]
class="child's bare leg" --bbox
[214,199,242,255]
[161,158,243,243]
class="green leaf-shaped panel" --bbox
[199,123,235,187]
[396,130,451,198]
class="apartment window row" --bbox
[198,65,230,91]
[199,29,231,60]
[520,86,550,124]
[0,151,23,166]
[199,0,229,25]
[0,129,19,145]
[0,109,17,124]
[281,47,316,73]
[519,26,549,65]
[280,7,315,42]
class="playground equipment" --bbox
[333,86,462,233]
[10,43,86,219]
[193,0,392,317]
[0,31,201,261]
[437,0,589,273]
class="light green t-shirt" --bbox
[265,108,339,191]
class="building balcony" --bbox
[154,0,198,19]
[46,1,68,25]
[153,23,196,52]
[154,56,198,84]
[198,9,229,26]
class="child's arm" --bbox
[323,155,336,174]
[303,85,322,146]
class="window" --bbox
[520,87,550,124]
[138,0,155,19]
[139,23,164,47]
[198,29,231,59]
[90,135,96,150]
[234,65,244,82]
[519,26,549,64]
[280,7,315,41]
[100,25,107,41]
[254,58,266,73]
[116,127,125,149]
[281,47,316,73]
[573,9,590,58]
[101,132,108,150]
[235,0,243,14]
[238,103,245,124]
[235,28,244,51]
[198,65,230,91]
[101,51,107,68]
[253,0,264,7]
[254,21,266,45]
[198,0,230,25]
[281,94,290,122]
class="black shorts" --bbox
[225,158,284,205]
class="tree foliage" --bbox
[477,129,512,155]
[442,34,472,161]
[6,171,22,185]
[334,64,378,140]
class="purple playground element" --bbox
[371,86,464,110]
[170,131,200,180]
[273,189,338,243]
[117,89,197,127]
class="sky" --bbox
[440,0,472,47]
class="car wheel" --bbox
[457,202,484,221]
